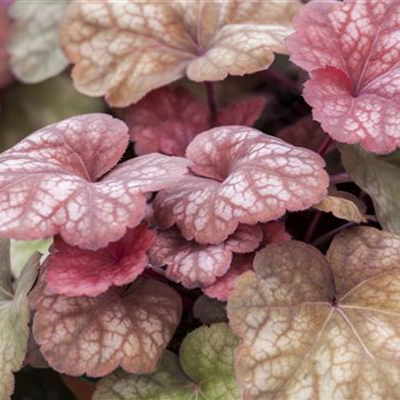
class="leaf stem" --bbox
[205,81,218,126]
[311,222,356,247]
[304,210,323,243]
[330,172,351,185]
[317,137,333,157]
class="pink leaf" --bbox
[287,0,400,154]
[125,86,266,157]
[32,278,182,377]
[149,225,261,289]
[0,4,11,89]
[46,223,156,297]
[0,114,190,250]
[204,221,290,301]
[154,126,328,244]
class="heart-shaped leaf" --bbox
[46,223,156,297]
[93,323,241,400]
[9,0,69,83]
[0,238,40,400]
[287,0,400,154]
[32,278,182,377]
[228,227,400,400]
[0,113,190,250]
[340,144,400,235]
[60,0,300,106]
[126,86,266,157]
[154,126,328,244]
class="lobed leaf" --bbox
[154,126,328,244]
[340,144,400,235]
[228,227,400,400]
[0,114,190,250]
[9,0,69,83]
[32,278,182,377]
[287,0,400,154]
[60,0,300,106]
[46,223,155,297]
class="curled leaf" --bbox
[32,279,182,377]
[229,227,400,400]
[126,86,266,157]
[0,114,190,250]
[0,239,40,400]
[9,0,69,83]
[60,0,300,106]
[314,189,367,223]
[154,126,328,244]
[46,223,155,297]
[287,0,400,154]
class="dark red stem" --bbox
[205,81,218,126]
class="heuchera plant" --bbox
[2,1,400,399]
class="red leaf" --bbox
[287,0,400,154]
[46,223,156,297]
[154,126,328,244]
[125,86,266,157]
[0,114,190,250]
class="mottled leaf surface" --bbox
[229,227,400,400]
[0,239,40,400]
[287,0,400,154]
[32,279,182,377]
[60,0,300,106]
[9,0,69,83]
[154,126,328,244]
[46,223,156,297]
[0,114,190,250]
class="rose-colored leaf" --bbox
[315,189,367,223]
[150,224,260,289]
[259,220,291,248]
[287,0,400,154]
[32,279,182,377]
[154,126,329,244]
[228,227,400,400]
[46,223,155,297]
[126,86,266,157]
[0,4,11,89]
[60,0,300,106]
[0,114,190,250]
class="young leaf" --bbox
[287,0,400,154]
[154,126,329,244]
[0,238,40,400]
[228,227,400,400]
[340,144,400,235]
[314,189,367,223]
[46,223,155,297]
[150,225,261,289]
[60,0,300,106]
[32,278,182,377]
[9,0,69,83]
[0,114,190,250]
[0,4,11,89]
[93,323,241,400]
[126,86,266,157]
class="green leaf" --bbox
[93,323,241,400]
[0,240,40,400]
[340,144,400,234]
[9,0,70,83]
[0,75,105,151]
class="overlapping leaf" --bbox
[46,223,155,297]
[93,323,241,400]
[193,295,227,325]
[150,225,261,289]
[0,113,190,250]
[32,278,182,377]
[229,227,400,400]
[9,0,69,83]
[154,126,328,244]
[341,144,400,235]
[126,86,266,156]
[287,0,400,154]
[60,0,300,106]
[0,238,40,400]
